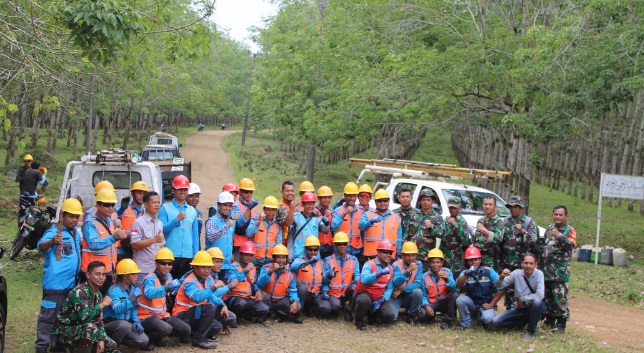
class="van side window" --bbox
[392,182,417,206]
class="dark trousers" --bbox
[492,299,546,334]
[176,303,217,343]
[418,292,458,323]
[354,293,396,325]
[35,290,71,351]
[328,287,354,316]
[226,296,269,321]
[78,272,114,296]
[297,285,331,317]
[170,257,192,280]
[104,320,149,347]
[141,316,191,344]
[261,291,302,319]
[209,305,237,336]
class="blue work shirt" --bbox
[82,214,118,250]
[142,272,172,302]
[104,282,140,322]
[287,212,322,262]
[322,254,360,293]
[392,259,423,293]
[360,258,394,301]
[421,269,456,306]
[158,199,199,258]
[257,264,299,302]
[38,226,81,291]
[358,209,403,258]
[205,212,237,269]
[246,216,283,266]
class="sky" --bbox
[210,0,279,52]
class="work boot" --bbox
[292,313,304,324]
[180,337,192,344]
[152,340,167,347]
[344,308,353,322]
[523,332,535,341]
[556,319,566,334]
[440,322,450,330]
[141,343,155,351]
[192,340,218,350]
[405,314,417,326]
[454,325,469,331]
[356,321,368,331]
[543,317,556,329]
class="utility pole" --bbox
[241,53,256,146]
[85,70,94,155]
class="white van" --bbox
[148,132,180,150]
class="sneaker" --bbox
[141,343,155,351]
[440,322,450,330]
[192,340,218,350]
[356,322,368,331]
[455,325,469,331]
[523,332,535,341]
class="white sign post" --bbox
[596,173,644,264]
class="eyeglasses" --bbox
[241,190,253,194]
[306,247,319,252]
[376,199,390,203]
[100,203,116,208]
[157,261,174,266]
[379,250,393,255]
[335,243,348,247]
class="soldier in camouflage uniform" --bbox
[542,205,574,333]
[473,196,504,272]
[393,188,419,242]
[501,196,539,309]
[441,196,471,274]
[54,261,120,352]
[408,190,445,271]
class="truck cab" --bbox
[141,145,190,197]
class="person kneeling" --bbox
[258,244,302,323]
[224,241,270,323]
[418,249,457,330]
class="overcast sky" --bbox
[211,0,278,52]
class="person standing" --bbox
[542,205,575,333]
[246,196,282,272]
[359,189,402,260]
[131,191,165,284]
[441,196,471,274]
[408,189,445,270]
[287,192,327,262]
[232,178,258,259]
[15,154,33,190]
[472,196,504,271]
[115,181,149,261]
[331,182,364,259]
[205,192,240,272]
[315,186,334,259]
[35,199,83,353]
[357,184,374,211]
[186,183,204,238]
[393,188,418,242]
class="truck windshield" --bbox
[155,138,173,145]
[93,171,142,190]
[441,189,510,217]
[144,150,176,161]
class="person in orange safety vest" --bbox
[257,244,302,323]
[322,232,360,321]
[418,248,457,329]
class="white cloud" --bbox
[210,0,278,52]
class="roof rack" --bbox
[81,149,135,165]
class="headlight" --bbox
[27,212,39,226]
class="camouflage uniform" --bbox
[472,215,504,272]
[408,209,445,270]
[394,206,420,242]
[54,283,119,352]
[543,222,574,325]
[442,213,471,274]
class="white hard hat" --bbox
[188,183,201,195]
[217,191,234,204]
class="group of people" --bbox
[34,174,577,352]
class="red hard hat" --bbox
[464,246,482,259]
[222,183,239,193]
[173,175,190,189]
[239,241,256,255]
[376,240,395,252]
[301,191,317,203]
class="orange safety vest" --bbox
[279,200,291,245]
[393,259,416,290]
[354,260,392,301]
[137,273,169,319]
[223,263,255,300]
[172,272,208,315]
[318,209,333,246]
[118,206,139,251]
[251,219,280,259]
[295,257,324,294]
[336,205,364,249]
[261,265,294,301]
[233,201,256,247]
[326,255,358,298]
[363,211,401,258]
[81,218,117,273]
[423,271,451,303]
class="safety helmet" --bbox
[299,181,315,193]
[222,183,239,194]
[96,188,117,203]
[317,186,333,197]
[358,184,373,194]
[464,246,482,259]
[61,198,83,215]
[239,241,256,255]
[343,182,359,195]
[263,196,279,209]
[238,178,255,191]
[333,232,349,243]
[377,240,395,252]
[272,244,289,256]
[401,242,419,254]
[155,247,175,261]
[94,180,114,196]
[36,195,46,206]
[23,154,33,161]
[172,175,190,189]
[207,247,225,260]
[301,192,317,203]
[304,236,321,247]
[130,181,149,192]
[217,191,235,204]
[115,259,142,275]
[190,251,215,266]
[39,166,48,175]
[188,183,201,195]
[428,248,444,259]
[374,189,390,200]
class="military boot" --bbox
[555,318,566,334]
[543,316,556,329]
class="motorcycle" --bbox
[10,204,56,260]
[221,123,226,130]
[198,124,204,132]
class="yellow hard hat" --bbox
[155,247,175,261]
[36,195,46,206]
[263,196,279,209]
[207,247,225,260]
[272,244,289,256]
[238,178,255,191]
[333,232,349,243]
[299,181,315,193]
[94,180,114,196]
[304,236,321,247]
[96,188,117,203]
[39,166,48,175]
[343,182,359,195]
[23,154,33,161]
[317,186,333,197]
[190,250,215,266]
[358,184,373,194]
[115,259,142,275]
[428,248,444,259]
[374,189,390,200]
[61,198,83,215]
[401,242,419,254]
[130,181,149,192]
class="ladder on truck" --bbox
[348,158,511,183]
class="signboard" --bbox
[600,174,644,199]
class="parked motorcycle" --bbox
[10,204,56,260]
[221,123,226,130]
[198,124,204,132]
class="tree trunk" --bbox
[72,122,79,156]
[92,115,100,151]
[628,94,644,212]
[31,108,41,150]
